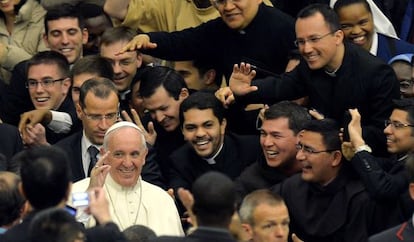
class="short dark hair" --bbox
[263,101,311,134]
[139,66,188,100]
[71,55,114,80]
[333,0,371,14]
[79,77,119,109]
[302,119,341,151]
[27,51,70,79]
[179,91,225,126]
[0,172,25,226]
[44,4,85,34]
[192,171,236,227]
[29,208,84,242]
[100,26,137,47]
[123,225,157,242]
[393,99,414,126]
[17,146,71,210]
[192,59,223,87]
[297,3,341,33]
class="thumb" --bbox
[292,233,303,242]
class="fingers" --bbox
[167,188,175,199]
[130,109,145,129]
[348,108,361,124]
[177,187,194,210]
[309,108,324,120]
[117,35,157,55]
[292,233,303,242]
[121,110,132,122]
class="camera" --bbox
[72,192,89,207]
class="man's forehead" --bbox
[47,17,81,30]
[28,63,60,76]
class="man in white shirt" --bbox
[71,121,184,236]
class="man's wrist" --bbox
[355,144,372,153]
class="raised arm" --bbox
[103,0,130,22]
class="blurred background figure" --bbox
[123,225,157,242]
[0,0,47,83]
[388,54,414,98]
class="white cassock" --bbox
[70,175,184,236]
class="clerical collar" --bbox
[119,89,131,101]
[398,154,408,161]
[324,66,340,77]
[203,142,224,165]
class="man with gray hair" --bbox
[71,121,183,236]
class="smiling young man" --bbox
[229,3,399,157]
[22,51,75,146]
[235,101,310,199]
[345,99,414,230]
[168,91,259,206]
[5,3,88,126]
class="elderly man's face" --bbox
[212,0,262,30]
[104,127,147,187]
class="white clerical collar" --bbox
[369,32,379,56]
[203,142,224,165]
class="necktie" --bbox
[87,146,99,176]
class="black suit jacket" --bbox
[369,220,414,242]
[151,227,237,242]
[0,123,23,172]
[54,131,84,182]
[55,131,166,188]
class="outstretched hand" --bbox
[229,62,258,96]
[121,109,157,146]
[347,108,365,148]
[117,34,157,55]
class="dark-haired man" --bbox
[272,119,373,242]
[4,3,88,126]
[229,3,400,157]
[235,101,310,199]
[344,98,414,230]
[169,91,259,195]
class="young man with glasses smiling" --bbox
[20,51,74,147]
[229,3,400,157]
[343,98,414,231]
[271,119,375,242]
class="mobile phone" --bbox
[72,192,89,207]
[342,110,352,142]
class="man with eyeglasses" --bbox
[19,51,74,146]
[271,119,375,242]
[388,53,414,98]
[55,78,164,186]
[55,78,119,182]
[3,4,88,126]
[229,3,400,157]
[343,98,414,230]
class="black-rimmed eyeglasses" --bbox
[25,78,66,89]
